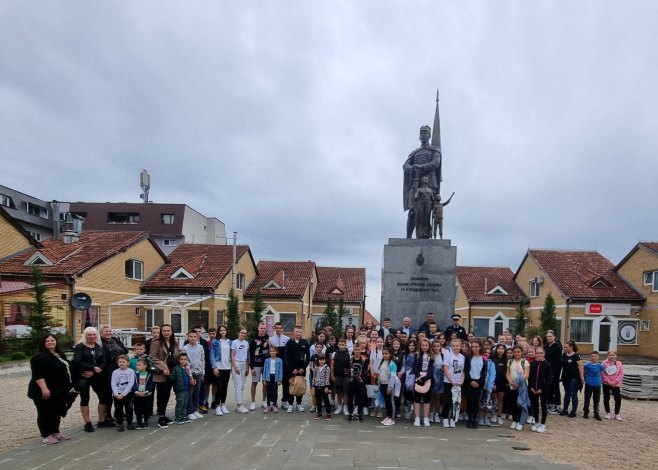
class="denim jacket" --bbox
[209,339,232,368]
[263,357,283,382]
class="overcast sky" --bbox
[2,1,657,318]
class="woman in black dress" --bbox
[28,334,75,445]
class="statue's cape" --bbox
[403,145,442,211]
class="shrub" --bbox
[10,351,27,360]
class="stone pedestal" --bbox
[381,238,457,330]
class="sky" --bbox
[2,1,657,318]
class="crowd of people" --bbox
[28,313,626,445]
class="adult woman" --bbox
[544,330,562,413]
[364,319,374,333]
[100,325,127,421]
[368,329,379,352]
[28,334,74,444]
[150,324,180,428]
[72,327,111,432]
[560,340,583,418]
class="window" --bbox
[163,239,178,247]
[81,306,99,329]
[653,273,658,292]
[216,310,225,327]
[161,214,175,224]
[26,202,48,218]
[125,259,144,280]
[508,319,519,335]
[571,319,593,343]
[108,212,140,224]
[170,311,182,334]
[236,273,246,290]
[643,272,654,285]
[529,280,540,297]
[0,194,12,207]
[472,318,490,337]
[27,231,42,242]
[8,304,29,325]
[187,310,209,332]
[146,309,164,330]
[279,313,296,333]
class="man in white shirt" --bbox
[268,322,290,409]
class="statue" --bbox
[414,176,435,239]
[432,192,455,240]
[403,125,441,238]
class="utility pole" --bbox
[231,232,237,289]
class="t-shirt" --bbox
[508,359,527,382]
[370,348,383,373]
[561,353,582,381]
[136,371,151,395]
[584,362,604,387]
[443,351,465,384]
[231,339,249,363]
[469,355,484,380]
[217,339,231,370]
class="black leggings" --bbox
[380,383,393,418]
[347,382,366,415]
[530,390,548,424]
[267,376,278,406]
[507,389,520,422]
[217,369,231,404]
[465,385,482,421]
[79,375,110,407]
[548,374,561,407]
[156,380,173,416]
[603,384,622,415]
[33,397,64,437]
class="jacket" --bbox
[170,365,191,393]
[149,338,180,383]
[601,359,624,388]
[249,335,269,368]
[412,353,435,383]
[28,351,73,401]
[263,357,283,382]
[284,338,310,374]
[209,338,232,368]
[132,370,155,395]
[463,355,489,389]
[484,358,496,391]
[528,359,553,392]
[72,343,107,377]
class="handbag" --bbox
[414,371,431,394]
[289,375,307,397]
[365,384,379,398]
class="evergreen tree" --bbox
[335,298,348,336]
[322,299,336,332]
[539,292,559,337]
[515,296,529,336]
[23,267,54,352]
[225,288,241,339]
[246,289,266,338]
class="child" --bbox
[464,341,488,429]
[602,350,624,420]
[369,337,385,417]
[230,328,250,413]
[129,342,152,371]
[346,343,369,422]
[182,330,205,420]
[111,355,137,431]
[312,354,332,420]
[430,340,444,423]
[525,347,536,363]
[413,338,434,427]
[583,351,604,420]
[325,336,337,408]
[263,347,282,413]
[378,347,398,425]
[442,338,465,428]
[171,352,194,425]
[132,358,154,429]
[478,346,496,427]
[491,344,507,426]
[528,347,552,433]
[210,325,232,416]
[403,340,418,419]
[506,345,530,431]
[331,338,351,415]
[309,342,325,412]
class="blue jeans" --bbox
[187,374,204,414]
[175,391,189,420]
[562,378,579,412]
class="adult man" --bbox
[269,322,290,409]
[378,318,398,339]
[249,322,269,411]
[399,316,417,337]
[403,125,441,238]
[418,312,435,336]
[284,325,310,412]
[444,314,468,341]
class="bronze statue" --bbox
[403,125,441,238]
[414,176,435,239]
[432,192,454,240]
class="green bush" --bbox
[10,351,27,360]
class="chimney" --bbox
[63,230,79,244]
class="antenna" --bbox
[139,169,150,203]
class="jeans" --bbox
[175,390,189,420]
[603,384,622,415]
[187,373,204,414]
[562,378,579,413]
[315,387,332,415]
[380,383,393,418]
[267,376,278,406]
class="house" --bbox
[0,230,167,339]
[514,249,644,355]
[0,185,55,242]
[0,206,39,260]
[138,244,257,334]
[311,266,366,334]
[455,266,525,338]
[614,242,658,358]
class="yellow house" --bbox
[614,242,658,358]
[455,266,524,338]
[514,249,644,355]
[311,266,366,335]
[0,206,37,260]
[139,244,257,334]
[0,230,167,339]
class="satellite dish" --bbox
[71,292,92,310]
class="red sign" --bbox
[588,304,603,314]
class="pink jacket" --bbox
[601,359,624,388]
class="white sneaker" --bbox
[510,421,517,429]
[423,418,430,427]
[515,423,523,431]
[497,416,503,425]
[413,417,421,427]
[442,419,449,428]
[287,406,293,413]
[334,405,342,415]
[536,424,546,433]
[282,402,289,410]
[214,406,223,416]
[249,402,256,411]
[362,407,369,416]
[478,417,485,426]
[237,405,249,414]
[344,407,349,416]
[221,405,229,414]
[484,418,491,426]
[296,404,304,412]
[605,413,612,419]
[531,424,538,432]
[309,406,316,412]
[194,411,204,419]
[615,414,622,421]
[449,419,455,428]
[526,416,535,424]
[383,418,394,426]
[187,413,197,420]
[261,401,268,409]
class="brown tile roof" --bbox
[363,309,379,326]
[523,249,643,301]
[0,277,64,294]
[638,242,658,256]
[144,244,252,291]
[456,266,524,303]
[245,261,316,297]
[314,266,366,303]
[0,231,160,277]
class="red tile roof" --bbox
[457,266,524,303]
[0,278,63,294]
[0,231,160,277]
[245,261,316,297]
[144,244,252,291]
[523,249,643,301]
[314,267,366,303]
[639,242,658,256]
[363,309,379,326]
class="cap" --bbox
[451,314,461,320]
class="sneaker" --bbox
[249,402,257,411]
[282,402,289,410]
[536,424,546,433]
[97,420,114,428]
[325,415,332,421]
[344,407,350,416]
[187,413,198,420]
[287,406,293,413]
[605,413,612,419]
[568,412,577,418]
[157,418,169,429]
[272,406,279,413]
[442,419,449,428]
[296,404,305,412]
[194,411,204,419]
[531,424,538,432]
[199,405,208,413]
[347,415,353,423]
[384,418,395,426]
[510,421,517,429]
[53,432,71,440]
[484,418,491,427]
[423,418,430,427]
[490,418,501,427]
[136,423,145,430]
[143,422,150,429]
[526,416,535,424]
[362,407,369,416]
[261,401,268,409]
[404,410,412,419]
[334,405,343,415]
[380,417,389,424]
[449,419,455,428]
[497,416,503,425]
[315,414,322,420]
[237,405,249,414]
[413,417,421,427]
[310,406,316,412]
[560,409,569,416]
[615,414,622,421]
[127,423,136,430]
[357,415,364,422]
[264,406,270,414]
[515,423,523,431]
[215,406,224,416]
[221,405,230,414]
[42,435,59,445]
[548,406,559,414]
[182,417,192,424]
[376,409,384,418]
[174,419,185,425]
[117,424,125,432]
[478,417,485,426]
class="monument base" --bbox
[381,238,457,330]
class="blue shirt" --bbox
[583,362,604,387]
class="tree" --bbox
[246,289,266,338]
[225,288,241,339]
[322,299,336,333]
[335,298,348,336]
[515,296,529,336]
[20,267,54,353]
[539,292,559,337]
